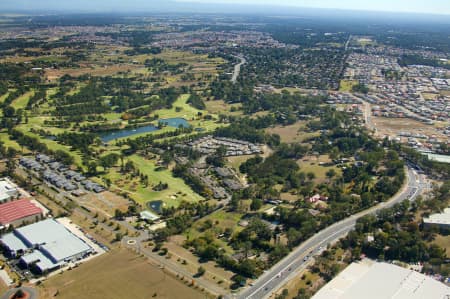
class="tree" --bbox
[326,169,336,180]
[250,198,263,211]
[196,266,206,277]
[115,232,123,241]
[99,153,119,170]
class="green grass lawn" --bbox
[0,92,9,104]
[11,90,34,110]
[156,94,207,120]
[339,80,358,92]
[104,154,205,208]
[0,132,26,152]
[14,126,85,167]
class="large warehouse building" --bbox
[312,260,450,299]
[1,219,93,273]
[0,199,43,228]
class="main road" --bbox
[231,54,246,83]
[236,166,426,299]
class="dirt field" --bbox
[38,249,204,299]
[78,191,129,218]
[372,117,448,141]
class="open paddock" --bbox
[372,117,447,141]
[266,122,318,143]
[297,155,341,183]
[38,249,205,299]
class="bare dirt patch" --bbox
[372,117,447,141]
[78,191,129,217]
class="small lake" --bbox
[100,118,189,142]
[147,200,164,214]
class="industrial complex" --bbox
[1,219,93,274]
[312,260,450,299]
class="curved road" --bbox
[236,166,426,299]
[231,55,246,83]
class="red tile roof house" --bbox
[0,199,43,228]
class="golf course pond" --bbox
[100,118,190,142]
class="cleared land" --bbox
[205,100,243,116]
[38,249,204,299]
[372,117,448,141]
[266,122,319,143]
[297,155,341,183]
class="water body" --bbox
[147,200,164,214]
[100,117,189,142]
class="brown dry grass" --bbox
[266,122,319,143]
[79,191,129,218]
[432,235,450,257]
[205,100,243,116]
[38,249,204,299]
[45,64,145,80]
[164,236,234,288]
[372,117,447,141]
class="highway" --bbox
[236,166,427,299]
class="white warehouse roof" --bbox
[424,208,450,226]
[1,218,91,263]
[312,260,450,299]
[0,178,19,202]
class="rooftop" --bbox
[140,210,160,221]
[312,260,450,299]
[424,208,450,226]
[0,199,42,225]
[0,178,19,202]
[2,219,92,263]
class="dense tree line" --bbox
[399,54,450,70]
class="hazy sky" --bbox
[1,0,449,15]
[179,0,450,15]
